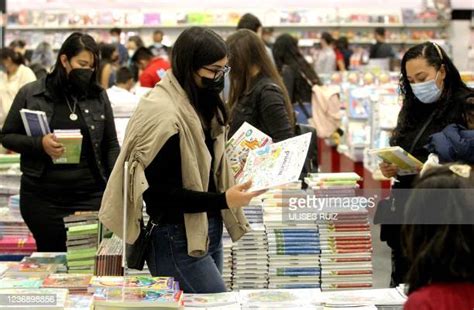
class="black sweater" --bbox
[143,131,228,224]
[229,74,294,142]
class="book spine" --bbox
[20,110,32,136]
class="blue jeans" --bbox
[146,216,225,293]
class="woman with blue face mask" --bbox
[378,42,473,287]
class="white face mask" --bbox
[410,71,442,104]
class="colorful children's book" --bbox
[23,252,67,265]
[0,275,45,288]
[4,261,58,277]
[93,288,183,309]
[240,133,312,192]
[89,276,175,292]
[42,273,92,289]
[226,122,272,181]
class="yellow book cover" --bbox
[369,146,423,176]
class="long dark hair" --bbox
[99,43,117,63]
[48,32,102,97]
[272,33,322,102]
[227,29,295,127]
[171,27,228,126]
[0,48,25,66]
[401,165,474,294]
[391,42,472,147]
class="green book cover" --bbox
[53,136,82,164]
[67,249,97,260]
[67,259,96,267]
[67,223,98,235]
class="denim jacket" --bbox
[0,77,119,183]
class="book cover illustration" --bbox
[43,274,92,288]
[225,122,272,181]
[240,133,312,192]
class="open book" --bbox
[226,122,272,181]
[369,146,423,176]
[240,133,312,192]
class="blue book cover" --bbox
[20,109,50,136]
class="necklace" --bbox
[65,98,78,121]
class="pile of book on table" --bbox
[64,212,100,274]
[0,196,36,261]
[95,234,123,276]
[231,223,268,290]
[89,276,183,309]
[263,182,322,289]
[305,173,373,290]
[222,231,233,290]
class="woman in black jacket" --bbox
[227,29,295,142]
[0,33,120,252]
[379,42,474,286]
[272,33,322,124]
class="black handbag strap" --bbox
[408,111,436,154]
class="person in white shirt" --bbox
[0,48,36,126]
[106,66,140,117]
[315,32,337,74]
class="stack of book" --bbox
[222,231,233,290]
[22,252,67,273]
[7,195,19,217]
[42,273,92,294]
[266,225,321,289]
[0,154,20,170]
[64,212,100,274]
[53,130,83,164]
[305,173,361,197]
[90,276,183,309]
[305,173,373,291]
[95,235,123,276]
[243,200,264,224]
[262,184,321,289]
[319,213,373,290]
[0,194,36,261]
[231,224,268,290]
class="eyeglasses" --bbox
[202,65,231,81]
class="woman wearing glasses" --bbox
[100,27,264,293]
[226,29,295,142]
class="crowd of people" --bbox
[0,11,473,309]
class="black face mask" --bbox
[200,75,225,93]
[68,68,94,94]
